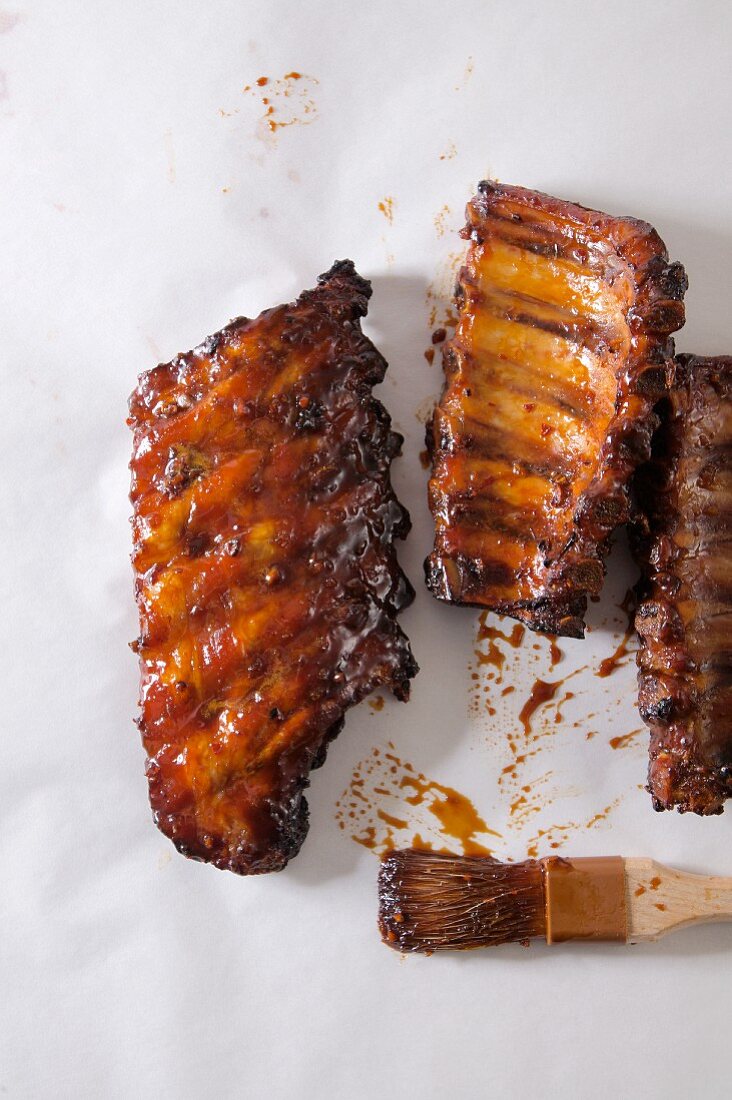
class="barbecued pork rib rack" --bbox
[128,261,417,874]
[633,355,732,815]
[425,181,687,637]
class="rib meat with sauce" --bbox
[633,355,732,814]
[426,181,687,637]
[128,261,417,873]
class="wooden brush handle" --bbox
[625,858,732,942]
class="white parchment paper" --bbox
[3,1,731,1097]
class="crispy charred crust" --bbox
[426,180,687,637]
[632,355,732,814]
[128,261,418,874]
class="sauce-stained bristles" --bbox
[378,849,545,952]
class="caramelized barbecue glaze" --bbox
[634,356,732,814]
[128,261,417,873]
[426,181,687,636]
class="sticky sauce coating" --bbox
[128,261,417,874]
[426,180,686,637]
[634,355,732,814]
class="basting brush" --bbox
[378,849,732,953]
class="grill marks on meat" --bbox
[128,261,417,873]
[634,356,732,814]
[425,181,687,637]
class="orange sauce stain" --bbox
[353,826,376,850]
[242,71,319,136]
[655,903,667,912]
[609,729,643,751]
[585,803,618,828]
[597,631,635,678]
[650,876,661,890]
[424,347,435,365]
[419,449,430,470]
[526,800,621,857]
[377,808,408,830]
[518,678,560,736]
[334,748,500,856]
[368,696,385,712]
[377,197,395,224]
[474,614,526,687]
[635,885,646,897]
[598,588,637,677]
[434,204,450,237]
[439,141,457,161]
[400,773,500,855]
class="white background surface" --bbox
[2,1,731,1097]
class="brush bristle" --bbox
[378,849,546,952]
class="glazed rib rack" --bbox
[634,355,732,814]
[128,261,417,873]
[426,181,687,637]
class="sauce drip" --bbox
[597,588,637,677]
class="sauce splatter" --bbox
[334,747,500,856]
[419,449,430,470]
[434,204,450,238]
[597,588,637,677]
[518,678,561,736]
[377,197,395,224]
[609,729,643,751]
[439,141,457,161]
[475,614,525,684]
[525,801,621,857]
[597,630,635,678]
[424,348,435,365]
[241,71,319,138]
[368,696,384,712]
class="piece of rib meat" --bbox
[128,261,418,873]
[633,355,732,814]
[425,181,687,637]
